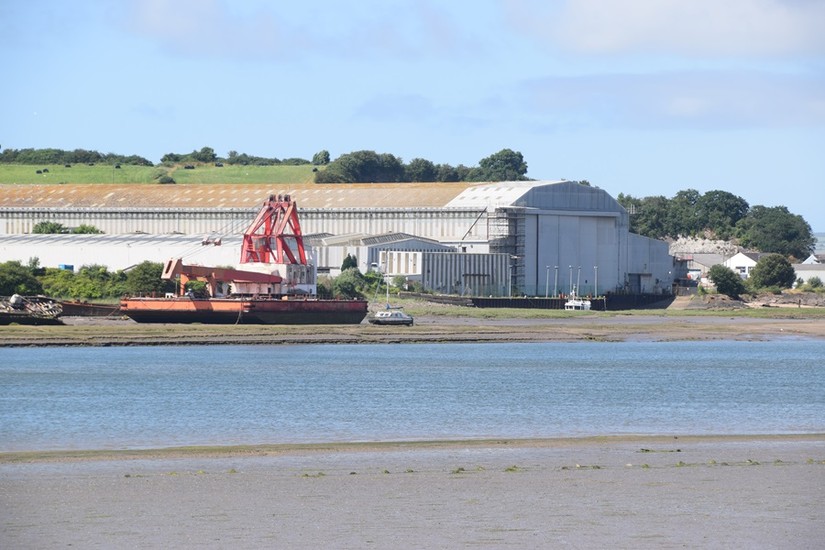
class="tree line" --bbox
[313,148,528,183]
[1,146,530,183]
[0,260,174,299]
[0,257,409,302]
[154,146,531,183]
[617,190,815,260]
[160,147,311,166]
[0,147,152,166]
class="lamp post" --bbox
[594,265,598,297]
[545,266,551,298]
[508,255,521,298]
[576,265,581,297]
[553,266,558,298]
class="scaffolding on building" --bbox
[487,207,526,295]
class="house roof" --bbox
[683,253,725,268]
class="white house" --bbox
[801,253,825,265]
[793,264,825,286]
[724,252,766,279]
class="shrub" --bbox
[708,265,745,297]
[332,268,365,299]
[71,224,103,234]
[32,221,68,234]
[749,254,796,289]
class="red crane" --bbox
[240,194,307,265]
[161,195,309,297]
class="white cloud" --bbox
[505,0,825,56]
[519,71,825,130]
[126,0,478,61]
[127,0,288,58]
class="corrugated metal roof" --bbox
[446,181,550,209]
[444,180,624,213]
[0,233,243,247]
[0,182,486,209]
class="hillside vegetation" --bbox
[0,163,317,185]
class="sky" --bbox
[3,0,824,231]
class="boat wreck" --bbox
[0,295,64,325]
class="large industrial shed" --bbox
[0,180,676,296]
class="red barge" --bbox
[120,194,368,325]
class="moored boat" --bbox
[121,296,367,324]
[119,194,368,325]
[59,300,120,317]
[368,308,414,326]
[564,288,592,311]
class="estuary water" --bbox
[1,341,823,451]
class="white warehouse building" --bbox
[0,180,676,296]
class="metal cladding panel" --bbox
[530,213,623,296]
[0,234,242,270]
[516,182,626,216]
[421,252,509,296]
[627,233,674,293]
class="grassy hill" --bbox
[0,163,318,185]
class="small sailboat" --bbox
[368,279,414,326]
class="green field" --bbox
[0,163,318,185]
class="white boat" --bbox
[368,308,414,326]
[369,277,414,325]
[564,288,591,311]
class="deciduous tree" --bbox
[737,206,814,260]
[748,254,796,289]
[405,158,437,182]
[125,261,175,296]
[708,264,745,297]
[475,149,528,181]
[312,150,330,165]
[695,191,749,239]
[0,260,43,295]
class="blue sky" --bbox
[3,0,824,230]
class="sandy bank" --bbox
[2,435,823,548]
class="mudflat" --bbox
[1,311,825,347]
[2,435,824,548]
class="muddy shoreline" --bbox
[2,312,825,347]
